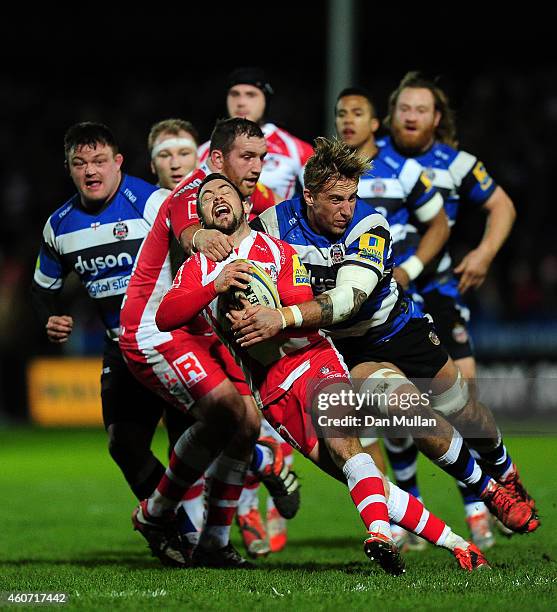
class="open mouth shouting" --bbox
[213,202,232,220]
[85,178,103,192]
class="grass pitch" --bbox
[0,428,555,610]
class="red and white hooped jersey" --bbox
[198,123,314,201]
[161,230,328,407]
[119,168,209,351]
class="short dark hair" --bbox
[304,137,371,195]
[209,117,264,156]
[64,122,119,160]
[384,71,457,147]
[196,172,245,220]
[336,87,377,117]
[147,119,199,153]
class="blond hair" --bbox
[304,137,372,195]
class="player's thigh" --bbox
[262,344,351,458]
[423,290,474,362]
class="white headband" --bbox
[151,138,197,159]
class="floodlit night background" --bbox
[1,4,556,423]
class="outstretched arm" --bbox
[454,186,516,293]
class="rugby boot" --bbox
[132,500,192,567]
[364,532,405,576]
[480,479,539,533]
[258,437,300,519]
[236,508,270,558]
[453,542,491,571]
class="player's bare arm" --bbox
[454,186,516,293]
[231,265,372,347]
[394,209,450,290]
[179,224,234,262]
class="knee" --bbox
[430,371,469,417]
[107,423,151,463]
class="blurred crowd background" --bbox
[1,6,556,421]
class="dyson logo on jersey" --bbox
[75,253,134,277]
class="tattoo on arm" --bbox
[351,288,367,315]
[315,294,334,325]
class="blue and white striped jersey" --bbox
[358,149,443,268]
[33,174,168,339]
[252,196,421,344]
[377,136,497,296]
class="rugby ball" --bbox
[216,259,281,332]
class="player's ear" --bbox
[243,198,252,218]
[303,188,314,207]
[150,160,156,175]
[210,149,224,170]
[433,110,441,129]
[114,153,124,169]
[371,117,380,133]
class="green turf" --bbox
[0,428,555,610]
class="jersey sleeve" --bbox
[155,257,216,331]
[296,139,314,186]
[276,241,313,305]
[399,158,444,223]
[449,150,497,207]
[168,169,206,240]
[343,213,392,281]
[33,218,65,292]
[143,188,170,226]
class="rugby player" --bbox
[184,117,297,555]
[336,87,450,550]
[198,67,313,201]
[379,72,522,548]
[233,138,538,538]
[155,172,492,574]
[31,122,192,515]
[122,118,300,567]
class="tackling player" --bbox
[154,172,493,575]
[336,86,450,550]
[235,138,538,538]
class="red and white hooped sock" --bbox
[342,453,391,538]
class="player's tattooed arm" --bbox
[313,288,365,325]
[315,294,334,325]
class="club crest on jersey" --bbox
[113,221,129,240]
[425,167,436,181]
[371,179,386,196]
[429,330,441,346]
[357,234,384,266]
[330,244,344,265]
[292,255,310,285]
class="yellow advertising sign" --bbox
[27,357,103,426]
